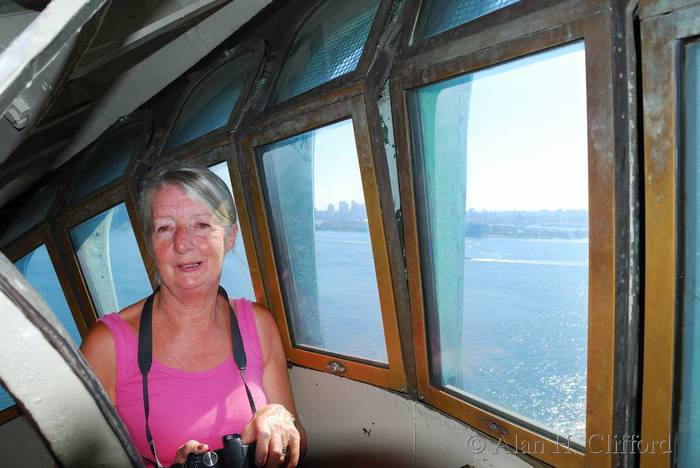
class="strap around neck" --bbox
[136,286,255,467]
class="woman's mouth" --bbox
[177,261,202,272]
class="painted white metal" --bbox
[289,367,534,468]
[0,254,140,467]
[71,0,233,79]
[53,0,273,170]
[0,0,110,117]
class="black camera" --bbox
[185,434,255,468]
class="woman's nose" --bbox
[173,225,193,253]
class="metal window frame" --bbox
[240,95,407,391]
[155,39,266,161]
[390,3,617,466]
[396,0,562,59]
[639,2,700,467]
[251,0,395,127]
[53,182,156,324]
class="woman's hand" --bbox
[171,440,210,465]
[241,403,301,467]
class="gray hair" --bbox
[137,164,237,257]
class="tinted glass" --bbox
[0,387,12,412]
[414,0,519,41]
[69,203,152,315]
[680,40,700,467]
[268,0,381,106]
[15,244,82,345]
[165,51,257,150]
[72,120,142,202]
[258,119,388,362]
[407,43,588,441]
[209,162,255,301]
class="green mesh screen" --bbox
[414,0,519,42]
[268,0,381,106]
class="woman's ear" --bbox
[225,224,238,252]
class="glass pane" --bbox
[407,42,588,442]
[15,244,82,345]
[72,121,142,202]
[0,386,13,412]
[414,0,519,42]
[209,162,255,301]
[258,119,388,362]
[69,203,152,316]
[268,0,381,106]
[680,40,700,467]
[165,51,257,151]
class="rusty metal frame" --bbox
[155,39,266,161]
[53,182,155,325]
[240,95,407,391]
[639,2,700,467]
[390,5,616,467]
[395,0,562,61]
[250,0,395,128]
[0,225,89,424]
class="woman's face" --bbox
[150,184,236,293]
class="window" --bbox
[407,42,588,442]
[71,118,149,202]
[258,119,388,362]
[164,50,258,151]
[209,162,255,301]
[69,203,152,316]
[640,5,700,467]
[267,0,381,106]
[15,244,82,345]
[679,40,700,467]
[413,0,519,42]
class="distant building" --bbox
[339,201,349,214]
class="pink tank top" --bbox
[99,298,267,466]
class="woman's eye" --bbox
[195,222,210,230]
[156,226,172,234]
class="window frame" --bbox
[253,0,395,123]
[156,39,266,160]
[53,182,156,325]
[240,95,407,391]
[1,225,88,424]
[398,0,561,55]
[390,4,616,466]
[638,2,700,467]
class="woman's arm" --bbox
[242,304,307,467]
[80,322,117,404]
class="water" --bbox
[309,232,588,441]
[1,230,587,443]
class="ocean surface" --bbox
[1,230,587,443]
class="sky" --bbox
[309,41,589,213]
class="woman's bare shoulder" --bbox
[80,299,144,355]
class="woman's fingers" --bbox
[172,440,209,464]
[285,428,301,467]
[264,431,285,468]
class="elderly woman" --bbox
[81,165,306,467]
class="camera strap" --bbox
[137,286,257,467]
